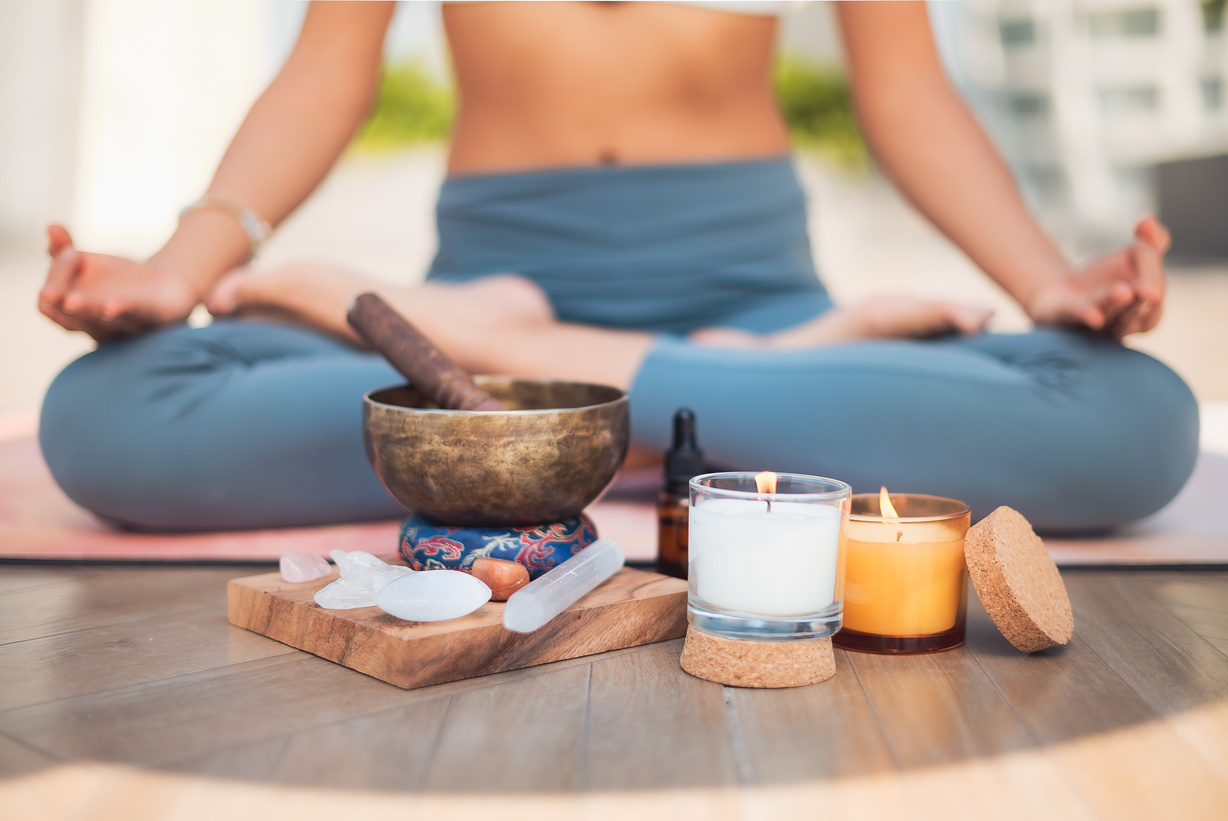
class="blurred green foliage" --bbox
[772,57,867,170]
[1203,0,1226,30]
[353,57,867,170]
[353,62,454,152]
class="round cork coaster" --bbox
[965,506,1073,653]
[679,626,835,688]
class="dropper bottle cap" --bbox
[664,407,704,496]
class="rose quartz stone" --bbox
[279,551,331,583]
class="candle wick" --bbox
[766,499,772,513]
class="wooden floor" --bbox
[0,564,1226,820]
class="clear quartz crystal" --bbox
[330,549,388,576]
[279,551,331,583]
[314,550,412,610]
[375,571,492,622]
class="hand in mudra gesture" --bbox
[1026,216,1170,340]
[38,224,201,343]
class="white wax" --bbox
[689,498,842,616]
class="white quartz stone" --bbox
[375,571,492,622]
[329,549,389,576]
[314,550,413,610]
[279,551,332,583]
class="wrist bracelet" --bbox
[178,195,272,258]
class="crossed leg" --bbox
[205,264,995,390]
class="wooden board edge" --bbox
[226,574,688,690]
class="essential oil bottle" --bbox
[657,407,704,579]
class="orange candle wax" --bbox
[835,492,970,654]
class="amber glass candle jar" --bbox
[833,493,970,654]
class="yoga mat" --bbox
[588,454,1228,567]
[0,413,653,563]
[3,411,1226,566]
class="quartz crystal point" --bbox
[314,550,412,610]
[375,570,492,622]
[504,539,625,633]
[279,551,332,583]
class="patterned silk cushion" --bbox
[399,513,598,579]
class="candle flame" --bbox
[880,486,903,542]
[755,471,779,495]
[879,486,900,519]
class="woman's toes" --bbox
[688,326,766,348]
[203,268,252,316]
[468,274,555,322]
[946,304,994,334]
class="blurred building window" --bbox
[1086,8,1162,39]
[1096,86,1161,114]
[1007,91,1049,118]
[932,0,1225,244]
[1020,162,1067,201]
[999,18,1037,47]
[1202,0,1225,32]
[1203,77,1225,111]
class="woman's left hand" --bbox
[1026,216,1170,340]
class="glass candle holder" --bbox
[688,472,851,641]
[833,493,970,654]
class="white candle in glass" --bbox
[689,498,842,616]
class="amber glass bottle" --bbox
[657,408,704,579]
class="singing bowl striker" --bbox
[363,377,630,526]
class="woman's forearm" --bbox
[150,1,395,295]
[836,2,1071,314]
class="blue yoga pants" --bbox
[39,157,1199,533]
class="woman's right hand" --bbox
[39,225,202,342]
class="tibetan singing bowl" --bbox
[363,377,630,526]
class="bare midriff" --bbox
[442,1,791,176]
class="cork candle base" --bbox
[679,626,836,688]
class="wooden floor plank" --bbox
[1137,573,1228,615]
[0,567,240,645]
[583,640,740,817]
[266,698,451,792]
[583,641,746,821]
[154,736,291,783]
[965,587,1228,819]
[846,639,1033,767]
[898,750,1099,821]
[0,642,629,772]
[846,604,1100,818]
[0,566,102,594]
[0,731,57,779]
[1129,572,1228,651]
[1162,602,1228,642]
[424,663,590,793]
[1061,572,1228,787]
[740,778,914,821]
[0,564,1224,814]
[0,605,295,711]
[728,650,897,785]
[1063,573,1228,712]
[0,654,427,765]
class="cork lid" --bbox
[964,506,1073,653]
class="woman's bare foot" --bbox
[689,296,993,349]
[204,264,555,370]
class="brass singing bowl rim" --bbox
[363,376,627,414]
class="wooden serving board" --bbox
[227,567,688,690]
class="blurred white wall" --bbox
[0,0,85,246]
[0,0,445,257]
[72,0,274,253]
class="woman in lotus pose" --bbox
[38,1,1197,532]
